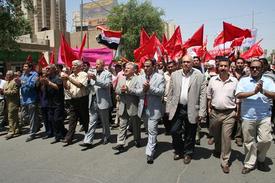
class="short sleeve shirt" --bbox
[236,76,275,120]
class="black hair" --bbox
[193,56,201,61]
[259,58,268,65]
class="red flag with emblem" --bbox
[38,54,48,68]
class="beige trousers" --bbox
[242,117,272,169]
[210,109,236,166]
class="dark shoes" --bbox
[134,141,141,148]
[257,161,269,172]
[50,139,60,144]
[241,167,252,174]
[42,135,53,140]
[60,139,72,146]
[221,164,230,174]
[79,143,93,148]
[112,144,125,152]
[147,155,154,164]
[235,138,243,147]
[103,138,110,145]
[25,136,35,142]
[183,155,192,164]
[213,150,221,158]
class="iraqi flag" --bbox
[96,26,122,50]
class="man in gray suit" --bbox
[166,55,207,164]
[80,59,112,147]
[136,59,165,164]
[112,62,141,152]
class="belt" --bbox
[178,104,187,109]
[212,106,235,112]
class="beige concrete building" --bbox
[9,0,69,68]
[21,0,66,33]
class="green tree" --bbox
[0,0,33,51]
[107,0,165,61]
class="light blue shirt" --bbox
[236,75,275,120]
[20,71,38,105]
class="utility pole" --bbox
[80,0,83,42]
[252,10,254,29]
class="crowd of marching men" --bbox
[0,54,275,174]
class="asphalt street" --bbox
[0,125,275,183]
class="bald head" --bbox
[96,59,105,72]
[181,54,193,74]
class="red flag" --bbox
[60,34,78,68]
[164,26,183,59]
[223,21,252,42]
[162,34,168,45]
[213,31,224,47]
[140,28,150,46]
[204,50,214,62]
[50,49,55,64]
[183,25,204,48]
[78,33,87,59]
[38,54,48,68]
[26,55,33,63]
[230,36,245,48]
[134,33,164,62]
[241,40,264,59]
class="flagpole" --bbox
[223,43,225,56]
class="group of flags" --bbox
[34,21,264,70]
[135,21,264,65]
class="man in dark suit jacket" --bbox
[112,62,141,152]
[166,55,207,164]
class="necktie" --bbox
[144,75,150,108]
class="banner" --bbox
[58,47,113,67]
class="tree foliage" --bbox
[107,0,165,61]
[0,0,33,51]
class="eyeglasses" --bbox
[182,61,192,64]
[250,66,262,70]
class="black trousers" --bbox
[65,95,89,142]
[170,104,197,156]
[48,106,67,140]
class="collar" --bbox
[181,69,193,77]
[216,74,232,83]
[126,75,134,80]
[249,75,263,82]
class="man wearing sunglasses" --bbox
[236,59,275,174]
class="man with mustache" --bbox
[207,57,238,173]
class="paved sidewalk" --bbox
[0,125,274,183]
